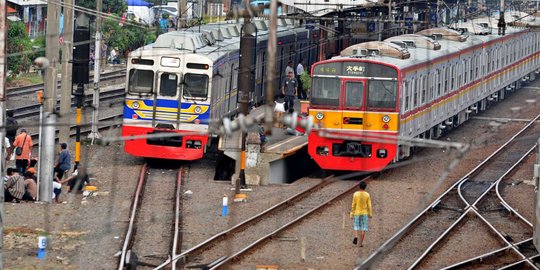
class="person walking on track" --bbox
[350,181,372,247]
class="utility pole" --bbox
[498,0,506,35]
[39,0,61,203]
[177,0,187,29]
[264,0,277,136]
[235,8,256,195]
[88,0,102,143]
[60,0,74,145]
[1,0,8,266]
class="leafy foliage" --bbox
[102,18,156,56]
[7,21,33,75]
[75,0,127,15]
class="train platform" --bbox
[218,100,316,185]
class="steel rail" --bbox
[11,87,124,119]
[156,176,339,269]
[118,163,148,270]
[495,146,537,228]
[208,178,365,269]
[471,208,536,269]
[496,254,540,269]
[356,113,540,270]
[29,113,123,146]
[439,145,538,269]
[155,167,185,270]
[6,69,125,97]
[408,118,540,269]
[441,238,534,270]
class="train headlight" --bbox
[376,148,387,158]
[194,106,202,114]
[315,112,324,120]
[382,115,391,123]
[132,101,140,109]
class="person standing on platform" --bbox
[285,60,295,77]
[281,71,298,113]
[350,181,372,247]
[296,59,306,100]
[12,128,33,174]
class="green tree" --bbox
[7,21,33,75]
[76,0,127,15]
[102,18,156,57]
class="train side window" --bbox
[128,69,154,94]
[451,65,455,91]
[436,70,441,97]
[463,60,468,84]
[344,81,364,109]
[444,66,449,94]
[404,81,410,112]
[421,75,427,104]
[159,73,178,97]
[412,78,417,107]
[183,73,209,99]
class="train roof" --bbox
[130,18,313,62]
[333,22,533,71]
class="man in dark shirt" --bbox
[54,143,71,181]
[281,71,298,113]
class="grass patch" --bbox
[19,73,43,84]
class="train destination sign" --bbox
[313,61,397,78]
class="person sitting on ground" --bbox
[23,171,37,201]
[60,165,90,193]
[4,168,26,203]
[25,167,37,182]
[52,178,62,203]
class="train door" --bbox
[153,72,180,129]
[341,79,366,131]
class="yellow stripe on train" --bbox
[126,100,209,114]
[309,110,399,132]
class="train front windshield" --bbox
[128,69,154,94]
[310,61,398,111]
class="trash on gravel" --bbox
[184,190,193,195]
[113,251,122,257]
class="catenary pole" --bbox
[60,0,74,145]
[0,0,7,267]
[88,0,102,143]
[40,0,61,203]
[264,0,277,137]
[235,7,256,195]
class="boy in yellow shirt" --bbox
[350,181,372,247]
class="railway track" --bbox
[11,88,124,119]
[358,113,540,270]
[155,176,368,270]
[29,113,123,146]
[6,69,125,98]
[118,164,185,270]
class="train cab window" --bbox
[311,77,340,107]
[128,69,154,94]
[367,80,397,109]
[344,82,364,109]
[183,73,209,99]
[160,73,178,97]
